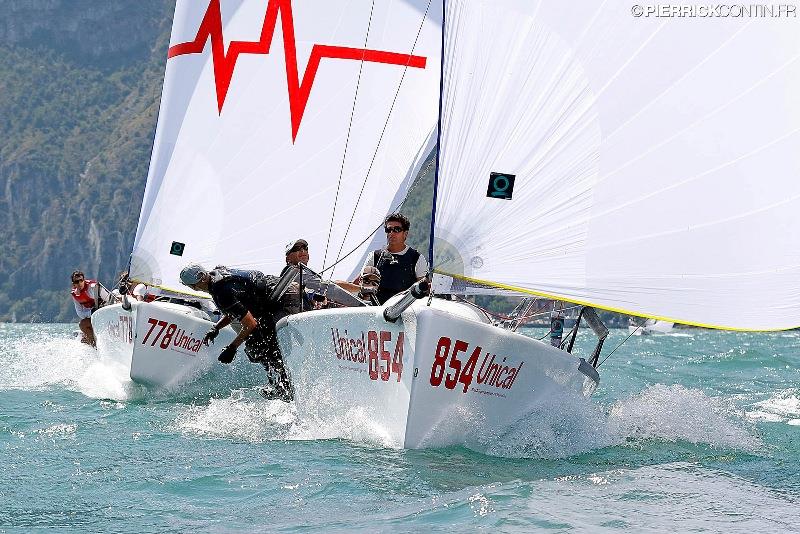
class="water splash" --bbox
[171,382,760,457]
[0,327,145,401]
[481,384,760,458]
[0,326,765,455]
[173,388,404,447]
[0,325,263,402]
[607,384,761,450]
[747,389,800,425]
[175,388,297,442]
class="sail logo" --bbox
[168,0,428,141]
[487,172,515,200]
[429,336,524,394]
[331,328,404,382]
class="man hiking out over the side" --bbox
[359,213,428,304]
[70,270,108,347]
[179,263,293,402]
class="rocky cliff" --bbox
[0,0,173,321]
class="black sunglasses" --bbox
[72,278,84,284]
[384,226,405,234]
[289,245,308,253]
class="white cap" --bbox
[285,238,308,255]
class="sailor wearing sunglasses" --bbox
[359,213,428,304]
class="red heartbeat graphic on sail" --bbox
[168,0,428,141]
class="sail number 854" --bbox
[429,336,481,393]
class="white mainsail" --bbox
[130,0,442,291]
[432,0,800,330]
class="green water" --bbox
[1,323,798,532]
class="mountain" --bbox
[0,0,174,321]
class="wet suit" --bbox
[208,268,292,400]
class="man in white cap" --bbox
[276,238,316,317]
[179,263,292,402]
[283,238,309,274]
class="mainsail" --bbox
[432,0,800,330]
[130,0,442,292]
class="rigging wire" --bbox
[321,1,376,273]
[316,128,437,276]
[451,294,581,324]
[319,158,430,274]
[328,0,436,281]
[597,324,641,368]
[428,0,446,274]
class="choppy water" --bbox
[1,323,798,532]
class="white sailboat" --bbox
[629,319,675,336]
[98,0,799,448]
[92,0,443,388]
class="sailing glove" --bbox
[203,326,219,346]
[218,345,236,364]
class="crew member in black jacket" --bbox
[179,263,292,401]
[359,213,428,304]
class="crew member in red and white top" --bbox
[70,270,107,347]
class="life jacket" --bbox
[374,248,420,304]
[71,279,98,309]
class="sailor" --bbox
[359,213,428,304]
[70,270,108,347]
[276,238,319,318]
[337,266,382,305]
[282,238,378,310]
[179,263,292,402]
[111,272,161,303]
[282,238,309,274]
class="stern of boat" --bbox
[93,301,236,388]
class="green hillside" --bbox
[0,0,173,321]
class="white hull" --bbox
[278,297,599,449]
[91,301,236,388]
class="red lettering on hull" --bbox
[142,317,201,355]
[331,328,404,382]
[430,336,524,394]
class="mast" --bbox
[427,0,446,271]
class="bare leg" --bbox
[79,318,96,347]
